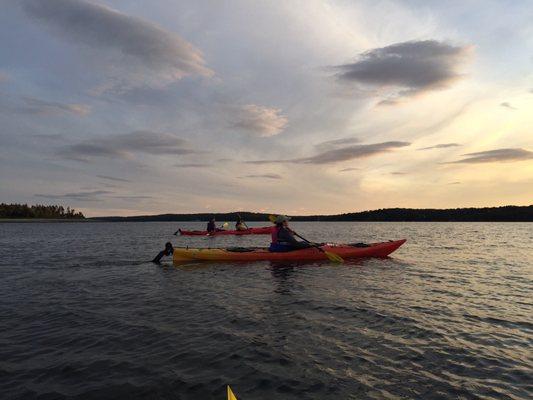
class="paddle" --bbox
[268,215,344,263]
[227,385,238,400]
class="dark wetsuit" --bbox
[207,220,216,233]
[269,225,312,252]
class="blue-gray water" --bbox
[1,221,531,400]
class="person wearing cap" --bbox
[269,215,312,252]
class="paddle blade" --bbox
[324,251,344,263]
[222,222,229,228]
[227,385,238,400]
[268,214,277,223]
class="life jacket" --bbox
[271,225,281,244]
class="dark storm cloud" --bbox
[61,130,197,161]
[448,148,533,163]
[21,0,212,89]
[245,141,410,165]
[96,175,131,183]
[418,143,460,151]
[335,40,471,98]
[500,102,516,110]
[239,174,282,180]
[35,190,112,201]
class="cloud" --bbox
[239,174,283,179]
[335,40,472,101]
[112,195,152,200]
[448,148,533,163]
[295,141,410,164]
[339,167,359,172]
[96,175,131,182]
[500,102,517,110]
[316,136,360,150]
[61,130,197,161]
[30,133,65,141]
[390,171,407,175]
[418,143,460,151]
[246,141,410,165]
[35,190,112,201]
[231,104,288,137]
[0,94,90,116]
[18,96,90,116]
[448,182,461,185]
[21,0,212,91]
[174,163,211,168]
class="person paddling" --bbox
[235,215,248,231]
[152,242,174,263]
[207,217,228,234]
[269,215,312,252]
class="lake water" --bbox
[0,221,531,399]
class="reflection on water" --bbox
[0,221,531,400]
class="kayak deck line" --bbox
[172,239,406,263]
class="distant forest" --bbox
[91,205,532,222]
[0,203,85,219]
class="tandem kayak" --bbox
[177,226,273,236]
[173,239,406,262]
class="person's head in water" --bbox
[275,215,290,228]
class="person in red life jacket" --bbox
[269,215,312,252]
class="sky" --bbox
[0,0,532,217]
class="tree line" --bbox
[91,205,532,222]
[0,203,85,219]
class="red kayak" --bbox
[178,226,273,236]
[173,239,406,262]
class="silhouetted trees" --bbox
[0,203,85,219]
[91,206,532,222]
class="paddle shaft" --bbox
[291,231,324,252]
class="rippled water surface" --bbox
[1,221,532,399]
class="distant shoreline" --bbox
[0,218,92,223]
[2,205,531,223]
[90,205,531,222]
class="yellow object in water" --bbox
[227,385,238,400]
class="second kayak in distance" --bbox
[177,226,273,236]
[173,239,406,262]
